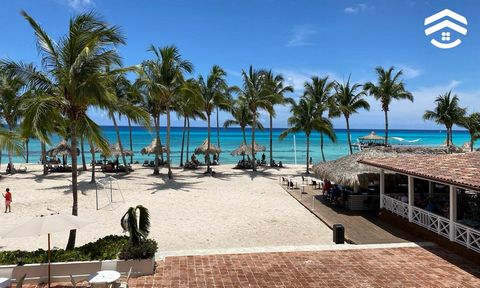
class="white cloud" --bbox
[286,25,317,47]
[398,65,422,79]
[344,3,370,14]
[58,0,94,11]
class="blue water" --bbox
[4,127,475,165]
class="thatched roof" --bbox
[312,146,452,188]
[102,143,133,157]
[359,131,384,141]
[194,139,221,155]
[141,138,167,155]
[230,142,266,156]
[46,140,79,157]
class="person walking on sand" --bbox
[3,188,11,213]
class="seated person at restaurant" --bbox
[425,199,438,213]
[323,179,332,198]
[330,184,341,206]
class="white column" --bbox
[449,185,457,241]
[408,176,414,222]
[379,169,385,209]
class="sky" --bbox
[1,0,480,129]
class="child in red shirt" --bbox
[3,188,12,213]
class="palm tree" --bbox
[263,71,294,166]
[331,77,370,154]
[5,11,124,249]
[238,66,274,172]
[459,113,480,152]
[121,205,151,245]
[364,66,413,145]
[280,97,335,174]
[175,80,205,166]
[224,99,264,145]
[0,69,24,167]
[198,65,229,174]
[303,76,335,162]
[423,91,466,147]
[138,45,193,179]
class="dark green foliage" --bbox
[118,239,158,260]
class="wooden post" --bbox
[379,169,385,209]
[449,185,457,241]
[408,176,414,222]
[48,233,51,288]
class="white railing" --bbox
[454,222,480,253]
[382,195,408,219]
[411,206,450,238]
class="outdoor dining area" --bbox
[359,152,480,254]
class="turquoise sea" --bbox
[4,126,476,165]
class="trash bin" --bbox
[333,224,345,244]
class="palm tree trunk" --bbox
[445,126,450,147]
[207,113,211,174]
[25,139,29,163]
[269,114,273,167]
[450,127,454,146]
[111,112,128,170]
[153,116,160,175]
[80,137,87,171]
[384,109,389,146]
[41,141,47,175]
[180,117,186,167]
[7,127,13,168]
[128,118,133,164]
[346,116,353,155]
[320,132,326,162]
[252,113,257,172]
[216,106,221,150]
[186,117,191,161]
[166,107,172,179]
[90,142,96,183]
[306,133,310,174]
[242,127,247,145]
[470,134,474,152]
[158,115,164,163]
[66,119,79,250]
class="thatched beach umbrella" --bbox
[230,142,266,156]
[141,138,168,155]
[46,140,78,157]
[194,139,221,155]
[97,143,133,159]
[359,131,384,141]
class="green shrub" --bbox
[118,239,158,260]
[0,235,134,265]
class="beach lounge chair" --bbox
[149,160,155,167]
[142,160,149,167]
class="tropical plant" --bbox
[238,66,274,172]
[120,205,151,245]
[0,68,24,167]
[263,70,294,166]
[137,45,193,178]
[280,97,335,174]
[3,11,123,249]
[423,91,466,147]
[364,66,413,145]
[224,98,264,145]
[331,77,370,154]
[303,76,335,162]
[459,112,480,152]
[198,65,230,174]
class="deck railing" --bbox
[382,195,480,253]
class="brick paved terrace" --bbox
[30,245,480,288]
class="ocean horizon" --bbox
[4,126,475,166]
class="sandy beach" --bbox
[0,164,332,252]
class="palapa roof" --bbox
[312,146,450,188]
[359,131,384,141]
[194,139,221,155]
[359,151,480,191]
[46,140,79,157]
[103,143,133,157]
[141,138,167,155]
[230,142,266,156]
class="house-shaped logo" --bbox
[424,9,467,49]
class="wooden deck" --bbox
[282,181,423,244]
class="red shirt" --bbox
[4,192,11,201]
